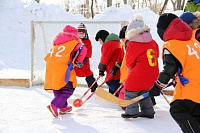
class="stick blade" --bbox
[95,87,149,107]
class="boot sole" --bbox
[121,114,139,118]
[59,108,72,115]
[47,105,58,118]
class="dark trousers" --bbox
[85,74,98,92]
[106,80,121,97]
[170,99,200,133]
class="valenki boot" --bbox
[47,104,59,118]
[59,106,72,115]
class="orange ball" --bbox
[73,99,83,108]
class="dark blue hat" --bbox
[180,12,195,24]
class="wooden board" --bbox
[0,79,30,88]
[163,90,174,96]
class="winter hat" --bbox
[126,13,150,39]
[63,25,78,35]
[77,23,87,33]
[127,13,145,31]
[157,13,178,30]
[180,12,195,24]
[95,30,109,43]
[119,26,127,39]
[195,0,200,4]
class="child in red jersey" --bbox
[121,13,159,119]
[44,25,87,118]
[95,30,124,97]
[74,23,98,92]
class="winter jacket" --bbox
[184,0,200,12]
[161,18,200,104]
[98,33,124,82]
[44,32,87,90]
[124,31,159,92]
[193,28,200,42]
[74,35,93,77]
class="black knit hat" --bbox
[119,26,127,39]
[157,13,178,30]
[95,30,109,43]
[77,23,87,33]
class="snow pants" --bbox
[51,82,75,109]
[124,90,155,115]
[86,73,98,92]
[106,80,121,97]
[170,99,200,133]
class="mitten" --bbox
[149,80,166,97]
[110,62,121,76]
[99,70,105,77]
[76,62,84,68]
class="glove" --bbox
[99,70,105,77]
[149,84,161,97]
[110,62,121,76]
[149,80,165,97]
[76,62,84,68]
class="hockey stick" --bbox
[95,82,124,101]
[95,81,173,107]
[73,79,106,108]
[95,87,149,107]
[68,76,100,103]
[161,90,171,104]
[160,81,173,104]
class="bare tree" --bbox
[95,0,100,13]
[171,0,185,11]
[124,0,128,4]
[159,0,169,15]
[107,0,112,7]
[91,0,94,18]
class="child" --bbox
[44,25,87,118]
[184,0,200,12]
[74,23,98,92]
[118,26,129,110]
[180,11,200,42]
[149,13,200,133]
[121,13,159,119]
[95,30,124,97]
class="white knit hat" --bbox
[126,13,150,39]
[127,13,145,30]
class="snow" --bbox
[0,0,183,132]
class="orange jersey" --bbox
[162,39,200,104]
[120,52,129,84]
[44,40,79,90]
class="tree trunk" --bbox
[171,0,176,11]
[35,0,39,3]
[181,0,186,10]
[107,0,112,7]
[123,0,127,4]
[159,0,169,15]
[91,0,94,18]
[95,0,99,13]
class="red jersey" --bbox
[100,40,124,82]
[74,39,93,77]
[124,40,159,92]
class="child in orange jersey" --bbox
[149,13,200,132]
[74,23,98,92]
[44,25,87,118]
